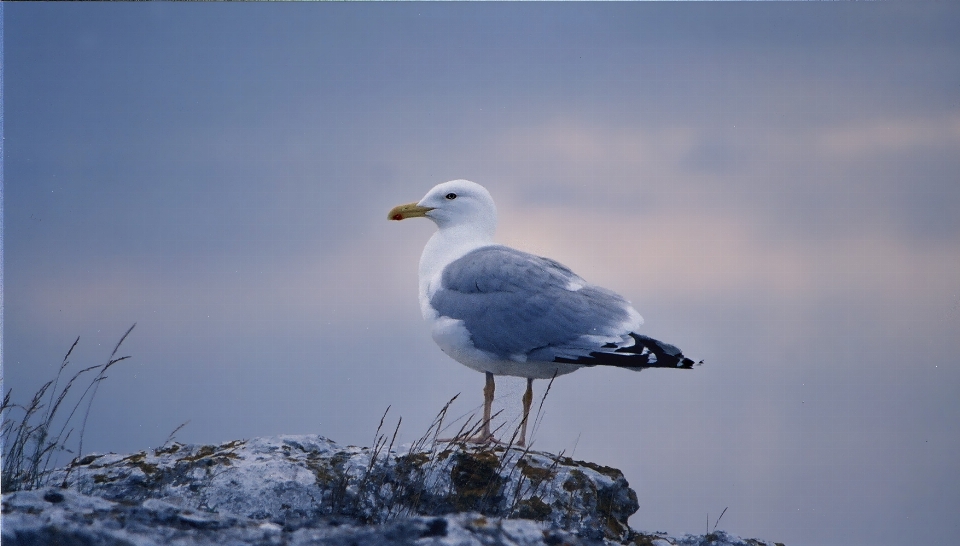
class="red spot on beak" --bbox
[392,213,404,221]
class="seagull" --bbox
[388,180,700,447]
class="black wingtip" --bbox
[677,357,705,369]
[555,334,702,371]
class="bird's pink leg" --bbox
[518,378,533,447]
[477,371,496,442]
[437,372,500,445]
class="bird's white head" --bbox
[388,179,498,238]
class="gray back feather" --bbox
[430,246,632,361]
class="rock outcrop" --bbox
[2,435,783,546]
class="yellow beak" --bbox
[388,202,434,221]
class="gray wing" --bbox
[430,246,635,362]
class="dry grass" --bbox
[1,324,136,492]
[336,376,560,523]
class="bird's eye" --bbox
[445,193,457,200]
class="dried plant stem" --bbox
[1,324,136,492]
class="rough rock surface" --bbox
[2,435,783,546]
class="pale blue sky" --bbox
[4,3,959,545]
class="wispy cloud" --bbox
[818,114,960,157]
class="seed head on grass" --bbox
[1,324,136,492]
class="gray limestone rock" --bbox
[2,488,596,546]
[2,435,783,546]
[46,435,637,540]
